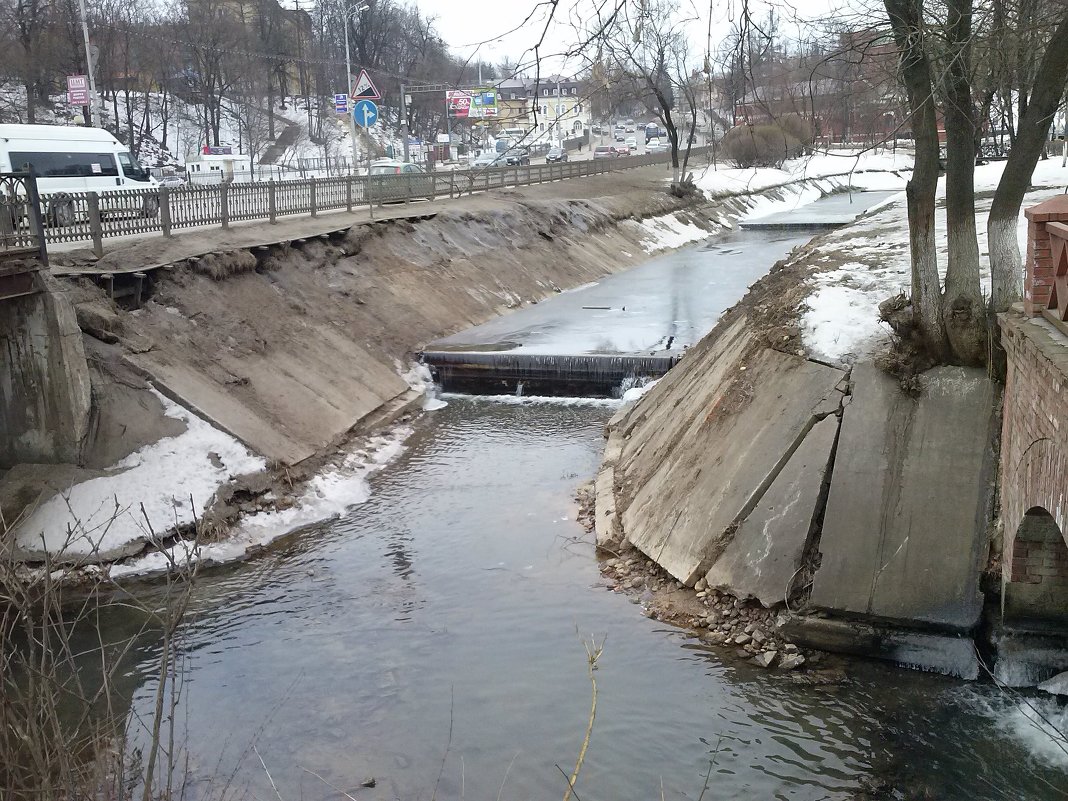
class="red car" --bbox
[593,146,616,159]
[611,144,631,156]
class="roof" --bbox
[0,123,122,144]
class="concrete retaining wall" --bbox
[0,285,91,469]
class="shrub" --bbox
[722,121,807,168]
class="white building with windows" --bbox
[525,74,589,142]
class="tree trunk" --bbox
[941,0,986,364]
[988,6,1068,312]
[885,0,946,357]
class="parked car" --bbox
[471,152,504,168]
[625,136,638,150]
[366,159,434,203]
[593,146,616,159]
[611,144,631,156]
[502,148,530,166]
[545,147,568,163]
[157,174,186,188]
[369,159,426,175]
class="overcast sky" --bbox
[410,0,841,77]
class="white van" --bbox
[0,124,158,225]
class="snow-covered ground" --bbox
[109,426,412,579]
[15,392,264,563]
[691,149,913,198]
[635,151,912,254]
[801,158,1068,364]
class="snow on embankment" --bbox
[632,151,911,254]
[15,392,264,564]
[800,158,1068,365]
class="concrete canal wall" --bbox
[595,213,1001,678]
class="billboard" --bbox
[447,89,498,119]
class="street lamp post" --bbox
[344,2,370,172]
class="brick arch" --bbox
[1003,438,1068,551]
[1005,505,1068,623]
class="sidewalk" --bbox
[50,162,680,277]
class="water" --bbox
[101,399,1068,801]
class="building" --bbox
[525,74,589,139]
[496,77,530,128]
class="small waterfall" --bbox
[515,381,524,397]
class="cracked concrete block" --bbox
[610,315,846,585]
[703,413,839,607]
[808,364,996,630]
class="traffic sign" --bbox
[353,99,379,128]
[334,93,348,114]
[351,69,381,100]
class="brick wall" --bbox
[1000,277,1068,620]
[1023,195,1068,321]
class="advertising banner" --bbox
[447,89,498,119]
[67,74,90,106]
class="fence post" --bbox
[369,175,375,220]
[309,177,318,217]
[405,174,412,205]
[346,176,353,212]
[268,180,277,223]
[220,182,230,230]
[160,187,172,237]
[87,192,103,258]
[23,169,48,265]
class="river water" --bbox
[103,397,1068,801]
[89,197,1068,799]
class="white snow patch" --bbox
[400,361,448,411]
[799,158,1068,364]
[15,392,264,561]
[110,427,411,578]
[632,213,714,253]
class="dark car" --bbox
[593,146,615,159]
[502,147,530,166]
[545,146,568,163]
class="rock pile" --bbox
[599,550,807,671]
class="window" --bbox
[511,93,518,100]
[117,151,150,182]
[543,89,549,96]
[11,151,118,178]
[552,87,559,95]
[572,87,577,95]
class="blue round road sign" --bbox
[353,99,379,128]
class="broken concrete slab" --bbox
[703,413,838,607]
[808,364,996,631]
[607,314,845,585]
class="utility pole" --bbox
[401,83,409,162]
[76,0,100,127]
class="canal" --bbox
[96,194,1068,800]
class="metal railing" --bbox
[0,170,48,265]
[35,145,712,256]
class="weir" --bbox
[421,351,679,396]
[423,191,899,396]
